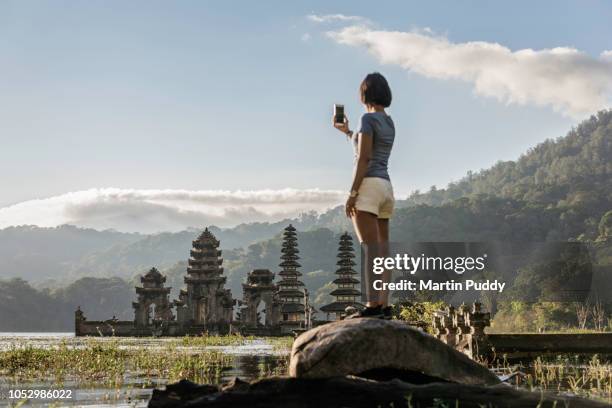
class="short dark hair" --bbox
[360,72,392,107]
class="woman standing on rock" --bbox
[333,72,395,319]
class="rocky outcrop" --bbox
[290,318,500,385]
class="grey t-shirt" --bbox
[353,112,395,180]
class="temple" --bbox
[177,228,235,334]
[74,225,336,337]
[76,228,235,336]
[320,232,364,320]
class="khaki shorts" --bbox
[355,177,395,219]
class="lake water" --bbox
[1,333,609,407]
[0,333,290,407]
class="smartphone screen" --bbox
[334,104,345,124]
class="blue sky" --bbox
[0,1,611,231]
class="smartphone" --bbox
[334,104,345,124]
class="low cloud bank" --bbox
[0,188,345,233]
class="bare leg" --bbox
[377,218,390,307]
[352,210,381,307]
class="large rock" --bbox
[290,318,500,385]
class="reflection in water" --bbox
[224,354,288,382]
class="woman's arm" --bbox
[346,132,373,217]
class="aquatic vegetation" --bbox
[532,355,611,401]
[492,354,611,403]
[0,336,289,388]
[176,333,256,347]
[267,336,294,351]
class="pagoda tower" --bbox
[276,224,306,333]
[183,228,234,333]
[320,233,364,320]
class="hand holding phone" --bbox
[333,104,350,135]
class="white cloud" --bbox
[301,33,312,42]
[328,25,612,117]
[307,14,369,24]
[0,188,345,233]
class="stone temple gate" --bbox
[237,269,281,333]
[133,268,174,328]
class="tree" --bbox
[597,210,612,241]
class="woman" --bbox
[334,72,395,318]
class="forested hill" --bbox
[406,110,612,209]
[1,111,610,286]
